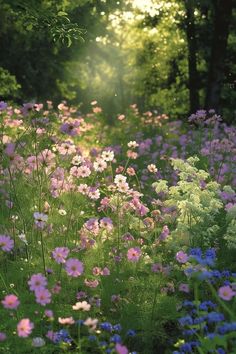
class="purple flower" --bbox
[0,101,7,111]
[52,247,70,264]
[0,235,14,252]
[176,251,188,264]
[65,258,84,277]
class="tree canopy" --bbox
[0,0,235,121]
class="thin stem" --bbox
[40,231,47,276]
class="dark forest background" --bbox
[0,0,235,122]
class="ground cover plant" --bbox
[0,101,235,353]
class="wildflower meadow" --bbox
[0,101,235,354]
[1,1,236,353]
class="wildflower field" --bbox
[0,101,236,354]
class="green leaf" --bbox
[57,11,68,17]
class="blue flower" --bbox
[127,329,136,337]
[207,312,224,323]
[217,322,236,334]
[189,248,202,257]
[221,270,230,277]
[99,341,108,347]
[223,280,231,286]
[212,270,221,278]
[182,300,195,308]
[55,329,72,344]
[100,322,113,332]
[179,315,193,326]
[199,301,217,311]
[193,316,206,325]
[113,324,122,332]
[110,334,122,343]
[88,335,97,342]
[217,349,225,354]
[205,249,216,259]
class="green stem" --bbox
[40,231,47,276]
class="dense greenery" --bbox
[0,0,235,121]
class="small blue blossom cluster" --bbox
[174,248,236,353]
[54,329,72,344]
[174,300,236,353]
[184,248,236,283]
[88,322,137,353]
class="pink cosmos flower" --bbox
[58,317,75,325]
[84,279,99,288]
[92,267,102,276]
[76,165,91,178]
[57,141,76,155]
[100,217,113,231]
[115,343,128,354]
[52,247,70,264]
[88,187,100,200]
[28,273,47,292]
[35,288,52,306]
[83,317,98,330]
[218,285,235,301]
[51,281,62,294]
[78,183,89,194]
[44,309,54,319]
[101,267,110,276]
[176,251,189,264]
[2,294,20,309]
[65,258,84,277]
[72,301,91,311]
[151,263,163,273]
[0,235,14,252]
[127,247,142,262]
[17,319,34,337]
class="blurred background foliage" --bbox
[0,0,235,122]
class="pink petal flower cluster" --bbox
[28,273,51,306]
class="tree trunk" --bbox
[184,0,200,113]
[205,0,233,111]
